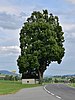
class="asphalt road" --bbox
[0,86,59,100]
[45,84,75,100]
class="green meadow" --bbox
[0,80,41,95]
[68,83,75,88]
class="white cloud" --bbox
[0,6,18,15]
[0,46,20,55]
[0,28,20,46]
[66,0,75,4]
[62,23,75,31]
[0,12,25,30]
[0,1,22,15]
[62,23,75,38]
[0,1,43,30]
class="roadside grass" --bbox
[68,83,75,88]
[0,80,41,95]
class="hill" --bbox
[0,70,17,75]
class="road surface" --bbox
[45,84,75,100]
[0,86,59,100]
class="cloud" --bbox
[62,23,75,38]
[0,12,27,30]
[66,0,75,4]
[62,23,75,31]
[0,46,20,56]
[0,0,23,15]
[20,12,28,17]
[0,28,20,46]
[55,8,75,40]
[0,6,18,15]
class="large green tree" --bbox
[17,10,65,82]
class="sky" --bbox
[0,0,75,76]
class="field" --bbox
[0,80,41,95]
[68,83,75,87]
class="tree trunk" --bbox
[38,70,43,84]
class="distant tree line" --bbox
[44,76,75,83]
[1,75,21,81]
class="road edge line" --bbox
[44,85,62,100]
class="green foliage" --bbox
[70,78,75,83]
[17,10,65,81]
[4,75,10,80]
[54,78,59,83]
[4,75,20,81]
[68,83,75,87]
[44,77,53,83]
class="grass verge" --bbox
[0,80,41,95]
[68,83,75,88]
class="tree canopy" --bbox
[17,10,65,82]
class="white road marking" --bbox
[56,95,62,99]
[51,93,54,95]
[44,85,62,100]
